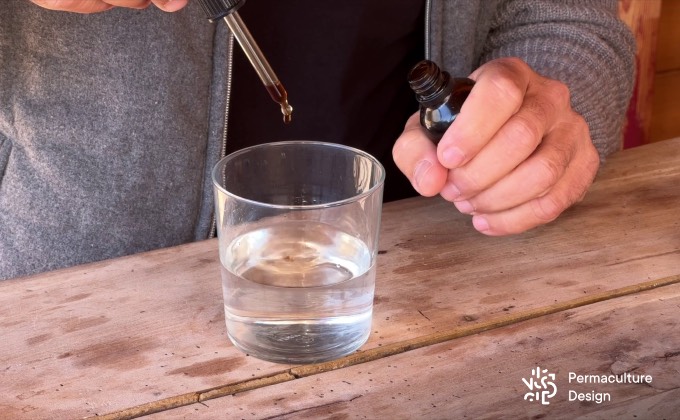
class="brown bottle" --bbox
[408,60,474,143]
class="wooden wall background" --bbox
[650,0,680,143]
[619,0,680,148]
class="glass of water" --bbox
[212,141,385,364]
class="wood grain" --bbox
[102,273,680,419]
[150,282,680,419]
[0,139,679,419]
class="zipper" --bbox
[424,0,432,60]
[209,32,235,239]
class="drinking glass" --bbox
[212,141,385,364]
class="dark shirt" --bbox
[227,0,426,202]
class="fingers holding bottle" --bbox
[468,112,599,233]
[392,113,449,197]
[440,60,568,204]
[399,57,600,235]
[436,57,532,171]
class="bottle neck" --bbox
[408,60,452,104]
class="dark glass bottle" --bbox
[408,60,474,143]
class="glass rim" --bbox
[211,140,386,210]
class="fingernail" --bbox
[440,183,461,201]
[157,0,184,11]
[454,200,475,214]
[472,216,489,232]
[441,146,466,168]
[413,160,432,192]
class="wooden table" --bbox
[1,139,679,419]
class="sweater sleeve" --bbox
[480,0,636,159]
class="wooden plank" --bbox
[86,272,680,419]
[648,0,680,143]
[655,0,680,72]
[618,0,661,147]
[156,283,680,419]
[1,139,679,418]
[651,70,680,142]
[92,272,680,419]
[0,244,297,419]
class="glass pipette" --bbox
[197,0,293,123]
[223,11,293,124]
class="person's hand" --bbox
[393,57,600,236]
[29,0,188,13]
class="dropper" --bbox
[197,0,293,124]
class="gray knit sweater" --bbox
[0,0,634,280]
